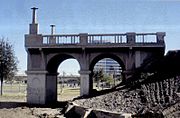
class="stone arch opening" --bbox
[47,54,81,73]
[89,53,125,90]
[46,54,81,102]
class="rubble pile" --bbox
[74,50,180,117]
[75,77,180,116]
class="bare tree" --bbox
[0,38,18,95]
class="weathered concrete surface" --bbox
[79,70,91,96]
[26,71,47,104]
[26,71,57,104]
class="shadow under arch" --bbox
[46,54,81,73]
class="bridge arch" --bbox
[46,53,81,102]
[89,53,126,87]
[89,53,125,72]
[46,53,82,73]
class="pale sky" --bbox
[0,0,180,75]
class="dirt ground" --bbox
[0,85,80,118]
[0,96,66,118]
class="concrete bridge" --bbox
[25,8,165,104]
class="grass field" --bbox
[57,86,80,101]
[0,83,80,102]
[0,83,117,102]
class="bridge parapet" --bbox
[25,32,165,48]
[42,34,80,44]
[37,32,165,46]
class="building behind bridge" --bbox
[94,58,122,77]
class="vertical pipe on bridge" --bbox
[30,7,38,34]
[31,7,38,24]
[49,25,56,44]
[50,24,55,35]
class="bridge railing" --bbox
[42,34,80,44]
[137,32,165,44]
[136,33,157,43]
[88,34,127,44]
[87,32,165,44]
[39,32,165,46]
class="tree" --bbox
[0,38,18,95]
[103,75,113,85]
[93,69,104,89]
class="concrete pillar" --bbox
[135,51,141,68]
[79,33,88,45]
[27,71,58,104]
[126,51,135,71]
[156,32,165,43]
[123,50,136,79]
[79,70,91,96]
[26,71,47,104]
[126,32,136,44]
[49,36,56,44]
[46,73,58,103]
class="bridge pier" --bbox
[46,73,58,103]
[79,70,92,96]
[27,71,57,104]
[26,71,47,104]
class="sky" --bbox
[0,0,180,75]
